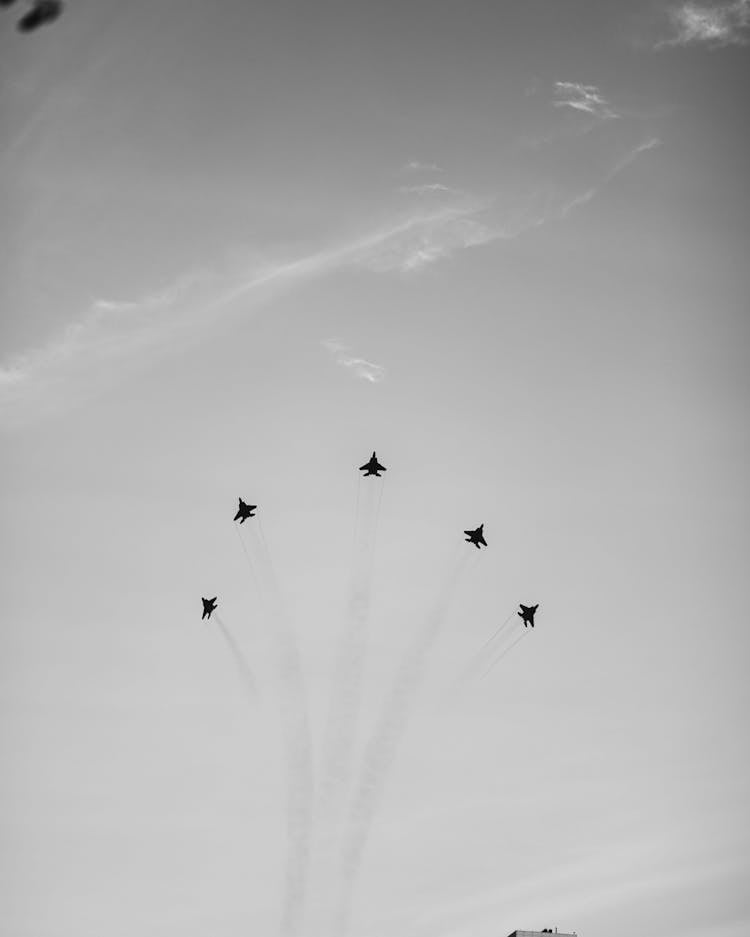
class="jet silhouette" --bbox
[464,523,487,549]
[17,0,63,32]
[518,603,539,628]
[359,451,386,477]
[233,498,257,524]
[201,597,218,620]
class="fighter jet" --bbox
[359,451,386,477]
[464,523,487,549]
[518,603,539,628]
[201,597,218,620]
[233,498,257,524]
[17,0,63,32]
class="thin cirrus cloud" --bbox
[358,201,496,273]
[0,204,482,425]
[556,137,662,218]
[0,269,211,388]
[656,0,750,47]
[398,825,729,937]
[553,81,619,119]
[0,139,662,426]
[398,183,466,197]
[402,160,444,173]
[321,339,385,384]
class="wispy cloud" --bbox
[0,207,477,423]
[554,81,619,120]
[321,339,385,383]
[0,270,213,408]
[398,183,466,197]
[0,138,663,425]
[557,137,662,218]
[396,826,730,937]
[358,205,496,273]
[657,0,750,47]
[402,160,444,173]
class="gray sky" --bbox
[1,2,748,936]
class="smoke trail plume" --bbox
[481,629,528,680]
[310,478,382,929]
[214,614,259,705]
[240,523,315,937]
[319,478,382,821]
[334,548,471,936]
[445,613,516,699]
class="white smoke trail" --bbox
[444,613,516,700]
[311,477,383,929]
[214,613,259,705]
[239,523,315,937]
[480,628,528,681]
[333,547,472,937]
[319,477,382,820]
[475,613,515,656]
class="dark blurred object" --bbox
[0,0,22,8]
[17,0,63,32]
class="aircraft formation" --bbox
[202,451,539,634]
[199,448,540,936]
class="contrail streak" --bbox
[311,478,383,931]
[480,630,528,680]
[445,614,516,700]
[334,548,472,936]
[214,614,259,705]
[319,479,381,820]
[476,613,514,655]
[239,523,315,937]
